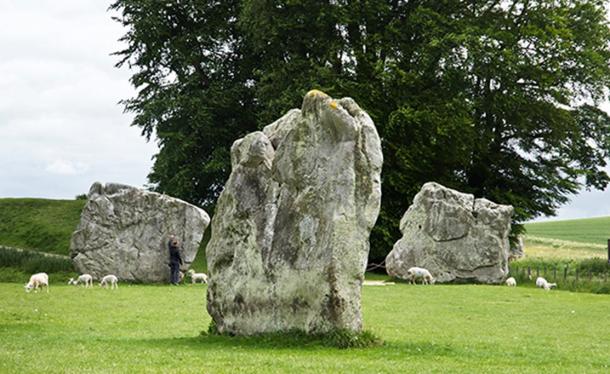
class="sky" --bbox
[0,1,158,199]
[0,1,609,222]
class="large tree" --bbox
[112,0,610,262]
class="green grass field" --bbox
[1,200,609,371]
[525,216,610,247]
[1,283,608,373]
[0,198,85,255]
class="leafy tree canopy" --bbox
[111,0,610,262]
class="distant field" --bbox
[525,216,610,246]
[0,198,85,255]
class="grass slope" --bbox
[525,216,610,247]
[0,198,85,255]
[1,283,609,372]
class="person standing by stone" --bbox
[168,235,183,285]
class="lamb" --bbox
[536,277,557,291]
[187,269,208,284]
[505,277,517,287]
[100,274,119,289]
[25,272,49,293]
[405,267,435,285]
[68,274,93,288]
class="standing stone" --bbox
[385,182,513,284]
[509,235,525,261]
[70,182,209,283]
[206,90,382,335]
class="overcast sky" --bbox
[0,1,609,222]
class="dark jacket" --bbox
[168,241,183,265]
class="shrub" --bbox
[577,258,609,275]
[0,246,74,276]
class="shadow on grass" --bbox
[125,333,461,359]
[124,329,385,352]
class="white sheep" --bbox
[68,274,93,288]
[100,274,119,289]
[505,277,517,287]
[536,277,557,291]
[187,269,208,284]
[406,267,435,285]
[25,272,49,293]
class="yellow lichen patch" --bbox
[306,89,328,98]
[329,100,338,109]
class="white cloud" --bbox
[45,160,89,176]
[0,0,158,199]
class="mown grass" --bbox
[0,198,85,255]
[0,283,608,373]
[525,216,610,246]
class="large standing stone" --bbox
[385,182,513,284]
[70,182,209,282]
[509,235,525,261]
[206,90,382,335]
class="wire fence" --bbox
[509,260,610,294]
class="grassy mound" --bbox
[0,198,85,255]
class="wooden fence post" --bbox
[553,266,557,281]
[564,265,568,281]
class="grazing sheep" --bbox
[406,267,435,285]
[536,277,557,291]
[25,272,49,293]
[543,282,557,290]
[505,277,517,287]
[100,274,119,289]
[68,274,93,288]
[187,269,208,284]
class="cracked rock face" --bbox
[206,90,382,335]
[70,182,210,282]
[385,182,513,284]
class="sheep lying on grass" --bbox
[25,272,49,293]
[406,267,435,285]
[505,277,517,287]
[100,274,119,289]
[536,277,557,291]
[68,274,93,288]
[187,269,208,284]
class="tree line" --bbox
[111,0,610,262]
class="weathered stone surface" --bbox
[70,182,209,282]
[385,182,513,284]
[509,235,525,261]
[206,90,382,335]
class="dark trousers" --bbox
[170,261,181,284]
